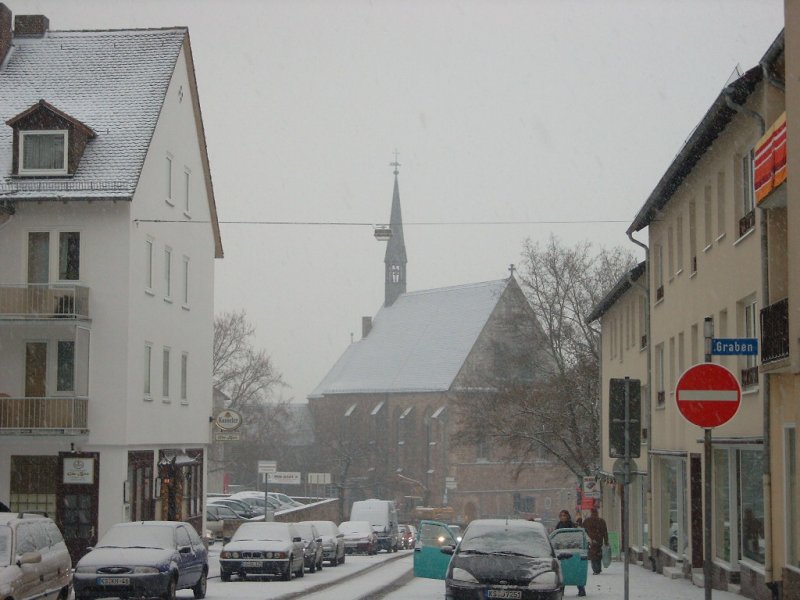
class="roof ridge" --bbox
[403,278,508,297]
[38,27,188,34]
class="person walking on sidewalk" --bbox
[583,507,609,575]
[553,510,587,597]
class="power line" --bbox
[133,218,629,226]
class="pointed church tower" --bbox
[384,158,407,307]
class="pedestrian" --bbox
[553,510,586,597]
[575,513,583,527]
[583,507,609,575]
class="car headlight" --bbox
[133,566,160,574]
[451,567,478,583]
[528,571,559,589]
[221,551,240,559]
[75,567,97,574]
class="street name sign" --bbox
[710,338,758,356]
[258,460,277,474]
[268,472,301,485]
[675,363,741,428]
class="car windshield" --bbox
[97,525,174,549]
[295,524,314,539]
[459,523,552,558]
[232,522,290,542]
[0,526,10,566]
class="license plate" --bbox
[487,590,522,599]
[97,577,130,586]
[242,560,263,567]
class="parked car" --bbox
[294,522,324,572]
[448,524,463,543]
[412,520,460,579]
[349,499,398,552]
[0,511,72,600]
[73,520,208,600]
[440,519,564,599]
[270,492,304,509]
[398,524,417,549]
[208,497,261,518]
[205,504,245,542]
[339,520,378,555]
[219,521,305,582]
[230,491,285,512]
[299,520,345,566]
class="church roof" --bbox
[308,279,510,398]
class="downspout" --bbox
[725,82,777,599]
[627,229,654,570]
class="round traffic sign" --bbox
[675,363,741,428]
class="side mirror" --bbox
[440,545,455,555]
[316,538,323,543]
[18,551,43,566]
[293,537,302,543]
[179,545,192,554]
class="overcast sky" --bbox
[10,0,785,403]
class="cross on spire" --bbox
[390,149,401,175]
[508,264,516,277]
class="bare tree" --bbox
[212,310,288,484]
[453,236,635,479]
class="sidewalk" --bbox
[573,560,746,600]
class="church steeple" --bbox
[384,154,407,307]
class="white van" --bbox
[349,499,399,553]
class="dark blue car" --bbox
[73,520,208,600]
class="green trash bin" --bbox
[550,527,589,588]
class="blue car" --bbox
[73,521,208,600]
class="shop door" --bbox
[57,452,99,563]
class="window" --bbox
[182,257,189,305]
[181,353,188,402]
[145,239,153,290]
[668,337,675,394]
[704,185,713,248]
[58,232,80,281]
[56,341,75,392]
[639,295,647,349]
[655,244,664,301]
[144,343,152,397]
[739,151,755,236]
[655,343,665,407]
[166,155,173,202]
[714,448,731,561]
[742,299,758,387]
[667,226,674,279]
[677,332,685,376]
[691,323,699,365]
[164,247,172,299]
[162,348,170,398]
[676,215,684,273]
[717,171,726,238]
[786,427,798,567]
[27,231,50,283]
[183,169,191,213]
[19,130,67,174]
[659,457,687,555]
[689,199,697,273]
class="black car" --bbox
[73,521,208,600]
[443,519,563,600]
[295,522,324,572]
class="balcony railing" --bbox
[739,209,756,237]
[0,284,89,319]
[0,396,88,434]
[761,298,789,364]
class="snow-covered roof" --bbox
[0,28,186,200]
[308,279,509,398]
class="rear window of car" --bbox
[460,523,552,558]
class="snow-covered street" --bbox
[168,543,754,600]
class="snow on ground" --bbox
[382,560,750,600]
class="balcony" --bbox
[0,396,88,435]
[0,284,89,320]
[760,298,789,364]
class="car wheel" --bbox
[162,576,177,600]
[282,559,292,581]
[192,569,208,598]
[220,570,231,582]
[57,587,69,600]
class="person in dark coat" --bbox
[553,510,586,596]
[583,507,609,575]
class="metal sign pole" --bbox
[703,316,714,600]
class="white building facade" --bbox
[0,6,221,561]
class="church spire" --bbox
[385,151,407,307]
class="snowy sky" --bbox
[8,0,785,403]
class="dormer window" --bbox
[6,99,95,178]
[19,130,68,174]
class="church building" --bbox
[307,165,574,526]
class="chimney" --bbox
[14,13,49,37]
[0,4,11,64]
[362,316,373,338]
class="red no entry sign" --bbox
[675,363,742,428]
